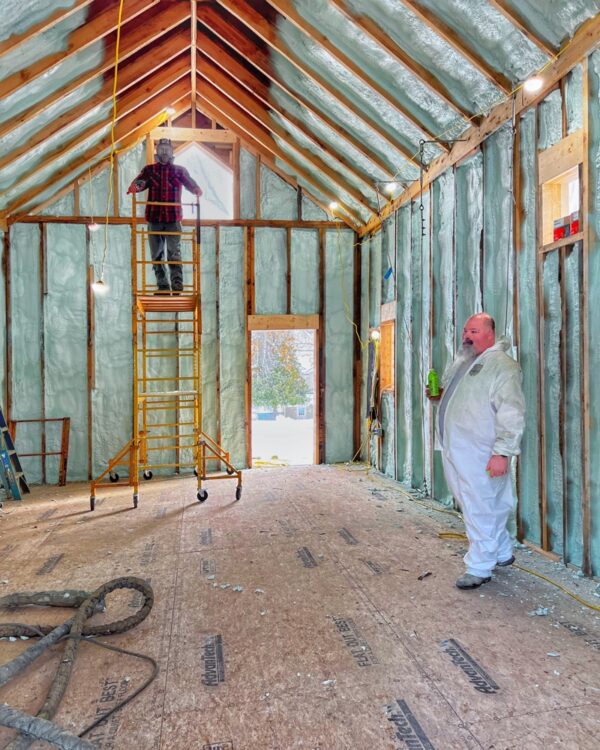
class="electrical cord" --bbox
[407,496,600,612]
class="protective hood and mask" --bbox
[155,139,174,165]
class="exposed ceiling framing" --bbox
[1,0,599,232]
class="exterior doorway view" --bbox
[251,329,316,466]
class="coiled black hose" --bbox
[0,577,154,750]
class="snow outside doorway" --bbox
[251,329,316,466]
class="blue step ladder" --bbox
[0,405,29,501]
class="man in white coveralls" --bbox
[427,313,526,590]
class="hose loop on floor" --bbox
[0,577,154,750]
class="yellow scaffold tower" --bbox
[90,197,242,510]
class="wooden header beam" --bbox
[248,314,320,330]
[149,126,236,143]
[359,13,600,237]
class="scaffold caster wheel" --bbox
[133,494,139,509]
[143,470,153,480]
[235,486,242,501]
[109,472,119,483]
[197,489,208,503]
[90,496,95,511]
[226,467,235,475]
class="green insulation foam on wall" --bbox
[542,250,564,556]
[395,204,413,484]
[9,224,42,483]
[483,124,514,338]
[255,228,287,314]
[201,227,218,445]
[91,225,133,478]
[219,227,247,468]
[455,153,483,347]
[240,149,256,220]
[325,228,354,463]
[45,224,88,480]
[291,229,320,314]
[517,109,542,546]
[431,170,455,506]
[586,50,600,576]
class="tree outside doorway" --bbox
[251,330,315,466]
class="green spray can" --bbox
[427,368,439,397]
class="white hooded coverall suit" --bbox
[436,337,525,578]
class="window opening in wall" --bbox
[541,165,581,246]
[251,329,316,466]
[175,142,233,221]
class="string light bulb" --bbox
[92,277,109,295]
[523,76,543,93]
[165,106,176,116]
[370,329,381,341]
[329,201,339,211]
[87,222,100,232]
[384,182,398,194]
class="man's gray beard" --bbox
[460,343,476,359]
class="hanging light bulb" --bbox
[88,222,100,232]
[370,329,381,341]
[92,277,109,295]
[165,106,176,116]
[329,201,339,211]
[384,182,398,194]
[523,76,543,94]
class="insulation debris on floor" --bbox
[1,465,600,749]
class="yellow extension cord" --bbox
[427,508,600,612]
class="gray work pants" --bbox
[148,222,182,288]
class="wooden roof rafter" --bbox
[360,11,600,237]
[0,0,95,58]
[212,0,427,164]
[488,0,556,58]
[1,38,190,174]
[328,0,475,119]
[190,0,198,126]
[19,93,191,221]
[0,3,191,140]
[196,94,352,228]
[0,0,160,100]
[196,58,377,215]
[6,58,190,199]
[197,35,380,197]
[2,80,191,221]
[396,0,513,94]
[196,10,398,179]
[196,87,362,228]
[260,0,450,149]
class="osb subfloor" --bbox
[1,465,600,750]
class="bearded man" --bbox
[427,313,526,590]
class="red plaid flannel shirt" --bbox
[130,162,200,223]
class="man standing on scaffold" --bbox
[128,138,203,292]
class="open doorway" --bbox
[251,329,316,466]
